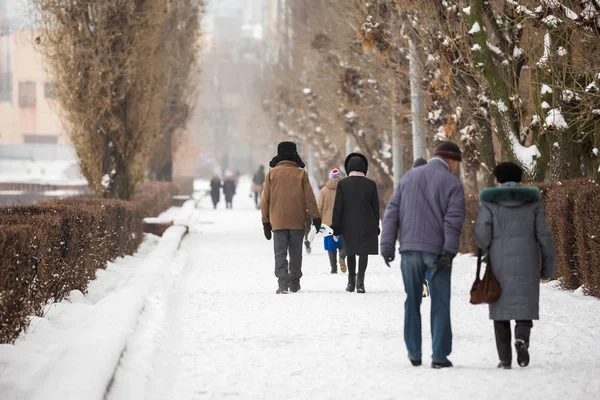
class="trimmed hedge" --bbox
[0,180,179,343]
[133,181,178,218]
[459,179,600,298]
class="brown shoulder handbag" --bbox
[469,248,501,305]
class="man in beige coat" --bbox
[261,142,321,294]
[317,168,347,274]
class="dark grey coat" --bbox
[475,183,557,321]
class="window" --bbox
[19,81,37,108]
[0,72,11,103]
[23,134,58,144]
[44,82,54,99]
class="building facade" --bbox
[0,30,64,145]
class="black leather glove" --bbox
[434,252,456,269]
[313,218,322,232]
[263,223,272,241]
[382,253,395,267]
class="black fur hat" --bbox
[344,153,369,175]
[493,162,523,183]
[413,157,428,168]
[269,141,305,168]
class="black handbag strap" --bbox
[476,248,483,281]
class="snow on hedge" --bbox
[541,84,553,95]
[469,22,481,34]
[545,108,568,130]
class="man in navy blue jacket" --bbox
[380,141,466,369]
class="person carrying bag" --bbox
[474,162,556,370]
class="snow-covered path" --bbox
[109,181,600,400]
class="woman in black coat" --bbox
[332,153,380,293]
[222,177,236,209]
[210,175,221,209]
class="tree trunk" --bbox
[102,135,130,199]
[475,117,496,187]
[468,0,522,168]
[392,107,403,188]
[409,36,427,160]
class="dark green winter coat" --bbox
[474,183,557,321]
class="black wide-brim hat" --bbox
[344,153,369,175]
[269,141,306,168]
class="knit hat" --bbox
[329,169,341,179]
[494,162,523,183]
[434,141,462,162]
[413,157,428,168]
[344,153,369,175]
[269,141,306,168]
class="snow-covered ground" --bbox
[2,177,600,399]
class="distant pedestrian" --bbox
[413,157,428,168]
[210,175,221,209]
[475,162,556,369]
[318,168,346,274]
[380,141,466,369]
[261,142,320,294]
[252,165,266,209]
[223,175,236,209]
[332,153,380,294]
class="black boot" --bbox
[356,276,365,293]
[289,281,301,293]
[497,361,512,370]
[431,359,453,369]
[409,358,422,367]
[328,251,338,274]
[356,256,367,293]
[515,339,530,367]
[515,320,532,367]
[276,286,289,294]
[346,275,356,292]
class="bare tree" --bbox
[33,0,202,198]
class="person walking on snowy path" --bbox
[223,175,237,209]
[380,141,466,369]
[318,168,347,274]
[252,165,266,209]
[331,153,380,294]
[475,162,556,370]
[261,142,321,294]
[210,175,222,209]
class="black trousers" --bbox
[347,255,368,282]
[494,320,533,362]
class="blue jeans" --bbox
[400,251,452,362]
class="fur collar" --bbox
[479,186,541,203]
